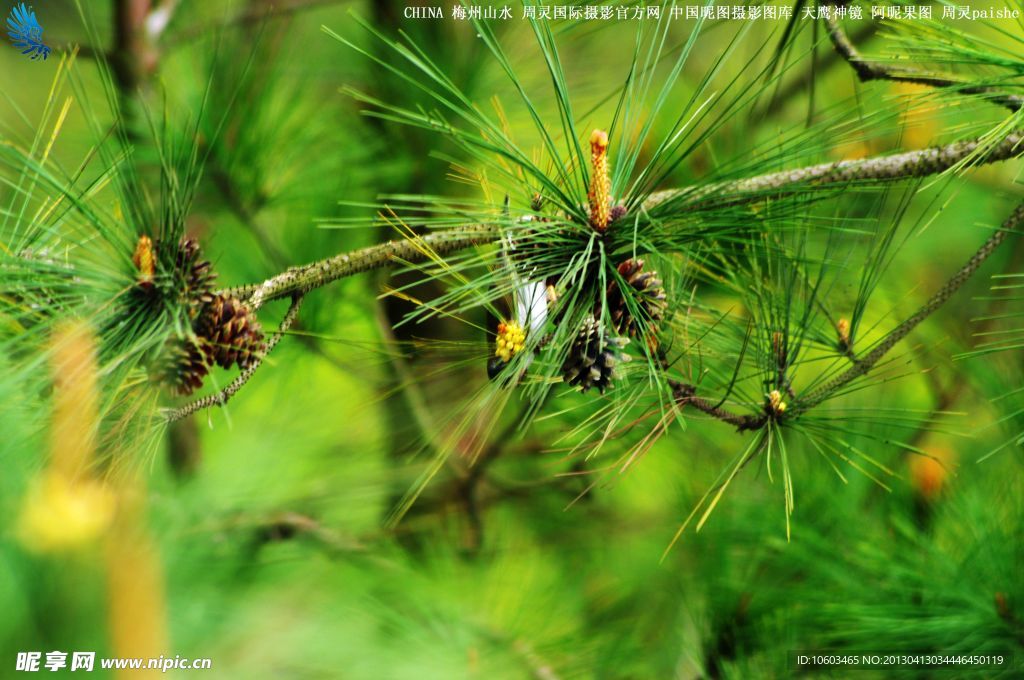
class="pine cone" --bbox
[144,238,265,396]
[174,237,217,312]
[606,258,667,337]
[562,315,629,394]
[157,336,210,396]
[195,294,265,370]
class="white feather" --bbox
[499,217,548,374]
[516,279,548,337]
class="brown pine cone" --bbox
[195,294,265,370]
[606,258,667,337]
[562,315,630,394]
[173,237,217,313]
[157,336,210,396]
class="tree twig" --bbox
[647,129,1024,209]
[223,226,500,310]
[823,11,1023,112]
[795,201,1024,413]
[670,381,767,432]
[221,130,1024,311]
[753,19,881,121]
[162,293,304,421]
[208,167,360,376]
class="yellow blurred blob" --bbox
[17,320,114,553]
[18,320,169,670]
[909,445,956,501]
[18,473,116,553]
[106,488,169,672]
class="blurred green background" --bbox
[1,1,1022,678]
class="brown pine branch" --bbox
[824,11,1024,112]
[208,167,358,377]
[646,130,1024,209]
[670,381,767,432]
[753,19,881,121]
[222,226,500,310]
[111,0,157,116]
[901,235,1024,452]
[222,131,1024,310]
[795,201,1024,413]
[175,131,1024,423]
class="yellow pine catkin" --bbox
[105,486,169,674]
[18,321,115,553]
[588,129,611,232]
[132,235,156,288]
[495,321,526,363]
[837,318,851,348]
[771,331,785,367]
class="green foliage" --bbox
[1,2,1023,678]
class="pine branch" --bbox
[753,19,881,120]
[224,130,1024,309]
[184,131,1024,422]
[824,11,1024,112]
[208,167,357,376]
[795,201,1024,413]
[647,130,1024,209]
[670,381,767,432]
[162,293,304,421]
[223,226,500,310]
[904,235,1024,450]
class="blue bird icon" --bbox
[7,3,50,60]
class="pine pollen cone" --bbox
[837,318,851,348]
[495,321,526,363]
[771,331,785,366]
[588,129,611,232]
[132,235,156,287]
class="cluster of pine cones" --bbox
[561,258,667,393]
[144,237,265,395]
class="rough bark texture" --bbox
[224,226,500,309]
